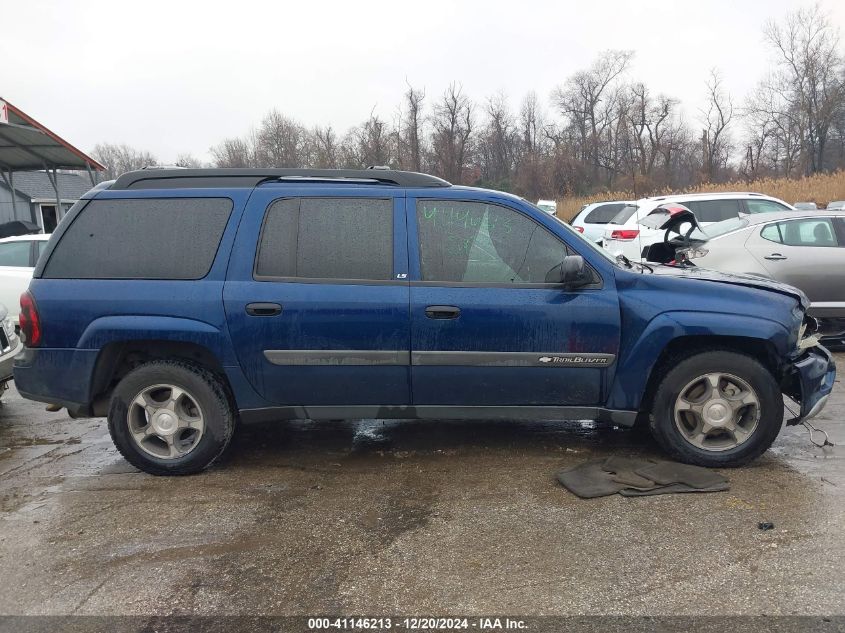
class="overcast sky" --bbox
[3,0,844,164]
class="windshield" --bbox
[609,204,639,225]
[545,213,619,264]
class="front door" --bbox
[224,187,411,406]
[407,195,621,407]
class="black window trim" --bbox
[413,197,603,290]
[252,195,403,285]
[39,196,234,281]
[761,216,842,248]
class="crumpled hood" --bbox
[648,264,810,310]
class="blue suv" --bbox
[13,169,836,475]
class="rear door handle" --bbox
[764,253,788,260]
[246,302,282,316]
[425,305,461,319]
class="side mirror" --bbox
[545,255,591,286]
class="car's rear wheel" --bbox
[108,360,235,475]
[649,351,783,467]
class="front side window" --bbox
[416,200,569,284]
[42,198,233,279]
[256,198,393,281]
[0,241,32,267]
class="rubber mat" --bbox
[557,457,729,498]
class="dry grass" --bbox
[556,171,845,221]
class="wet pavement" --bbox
[0,355,843,617]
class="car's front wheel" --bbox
[649,351,783,467]
[108,360,235,475]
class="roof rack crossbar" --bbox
[111,168,451,190]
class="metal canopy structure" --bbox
[0,97,105,224]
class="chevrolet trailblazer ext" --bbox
[13,169,836,475]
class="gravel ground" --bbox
[0,354,842,617]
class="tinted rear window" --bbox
[42,198,232,279]
[255,197,393,281]
[583,203,626,224]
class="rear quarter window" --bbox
[42,198,233,279]
[583,203,626,224]
[609,205,639,225]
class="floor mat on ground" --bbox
[557,457,729,498]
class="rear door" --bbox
[746,216,845,303]
[407,194,621,407]
[224,186,411,406]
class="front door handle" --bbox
[764,253,788,260]
[246,302,282,316]
[425,305,461,319]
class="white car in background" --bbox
[0,234,51,325]
[0,301,22,397]
[536,199,557,215]
[602,192,794,261]
[570,200,635,243]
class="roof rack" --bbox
[110,168,451,190]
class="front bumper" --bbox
[785,345,836,424]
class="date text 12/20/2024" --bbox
[307,618,528,630]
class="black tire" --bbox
[649,351,783,467]
[108,360,235,476]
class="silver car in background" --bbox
[688,210,845,339]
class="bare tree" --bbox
[700,69,734,182]
[553,50,633,184]
[762,4,845,174]
[210,135,256,168]
[519,91,543,155]
[478,92,519,185]
[91,143,157,179]
[312,125,339,168]
[430,83,475,183]
[343,109,394,168]
[254,110,309,167]
[401,83,426,171]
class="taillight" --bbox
[609,229,640,241]
[574,226,585,233]
[19,291,42,347]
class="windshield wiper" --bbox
[636,260,654,273]
[615,253,633,268]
